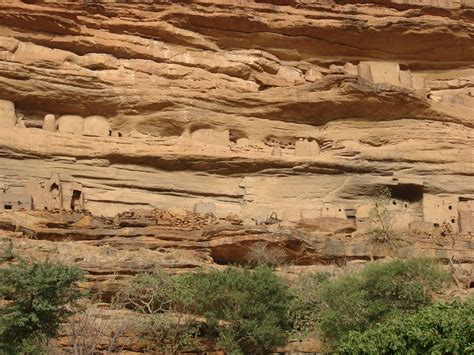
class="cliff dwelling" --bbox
[0,193,32,211]
[23,173,85,212]
[0,1,472,353]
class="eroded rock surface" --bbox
[0,0,473,352]
[0,0,472,223]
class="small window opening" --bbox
[50,183,60,199]
[4,204,12,210]
[392,201,397,205]
[448,205,452,210]
[451,219,456,224]
[434,223,439,227]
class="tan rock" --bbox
[363,61,401,86]
[191,129,230,146]
[357,62,373,82]
[0,100,16,128]
[295,139,319,157]
[57,115,84,135]
[0,1,472,349]
[83,116,111,137]
[344,63,358,76]
[399,70,413,89]
[271,147,282,156]
[42,114,56,132]
[304,68,322,82]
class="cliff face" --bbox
[0,0,473,352]
[0,0,473,219]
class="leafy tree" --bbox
[0,260,84,353]
[337,298,474,354]
[316,272,371,342]
[361,258,450,315]
[297,259,449,345]
[114,266,199,354]
[189,265,291,354]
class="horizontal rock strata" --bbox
[0,1,472,352]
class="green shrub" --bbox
[362,258,450,314]
[337,298,474,354]
[0,260,84,353]
[114,266,199,353]
[189,265,291,354]
[316,272,372,342]
[301,259,449,345]
[288,272,331,339]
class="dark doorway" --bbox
[390,183,423,202]
[71,190,82,210]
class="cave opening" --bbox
[390,183,423,202]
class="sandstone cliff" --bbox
[0,0,473,352]
[0,0,473,220]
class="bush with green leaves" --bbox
[293,258,449,345]
[337,298,474,354]
[114,266,199,354]
[288,271,330,339]
[189,265,291,354]
[361,257,450,314]
[0,259,84,353]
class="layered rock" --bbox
[0,1,472,223]
[0,1,472,352]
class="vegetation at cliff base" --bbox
[0,259,84,354]
[337,298,474,354]
[1,254,469,355]
[188,265,291,354]
[114,266,199,354]
[290,258,450,345]
[116,265,291,354]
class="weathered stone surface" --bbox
[0,1,472,352]
[83,115,111,137]
[42,114,56,131]
[57,115,84,135]
[193,201,216,215]
[191,129,230,146]
[0,99,16,128]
